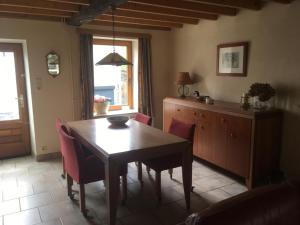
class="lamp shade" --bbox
[95,52,133,66]
[176,72,193,85]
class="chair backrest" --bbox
[169,118,195,142]
[135,113,152,126]
[58,125,84,182]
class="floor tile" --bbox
[60,211,101,225]
[38,200,79,221]
[36,219,62,225]
[3,208,41,225]
[2,185,34,201]
[20,192,53,210]
[220,183,248,196]
[153,202,189,225]
[120,213,161,225]
[193,176,229,193]
[200,189,231,204]
[0,199,20,216]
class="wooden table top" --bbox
[67,118,188,160]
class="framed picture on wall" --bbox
[217,42,249,77]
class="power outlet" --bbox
[41,146,48,151]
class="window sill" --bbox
[93,109,138,118]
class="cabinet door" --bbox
[226,116,252,178]
[163,102,175,132]
[196,120,214,162]
[173,105,198,124]
[213,114,229,168]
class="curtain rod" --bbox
[77,28,152,39]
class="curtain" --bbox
[80,34,94,120]
[138,37,153,118]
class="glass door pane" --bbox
[0,52,20,121]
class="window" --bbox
[93,39,133,113]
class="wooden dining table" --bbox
[67,118,192,225]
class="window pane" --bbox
[0,52,20,121]
[93,45,129,106]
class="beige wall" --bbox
[169,2,300,176]
[0,18,170,157]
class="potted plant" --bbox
[94,95,111,115]
[247,83,275,109]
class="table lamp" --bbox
[176,72,193,98]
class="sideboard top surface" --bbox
[164,97,282,119]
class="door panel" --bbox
[0,43,30,158]
[226,116,252,177]
[196,120,214,162]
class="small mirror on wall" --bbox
[46,51,60,78]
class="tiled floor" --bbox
[0,156,248,225]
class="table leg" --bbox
[182,144,192,210]
[105,159,120,225]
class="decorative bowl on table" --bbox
[107,116,129,127]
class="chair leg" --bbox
[79,184,87,217]
[122,175,127,205]
[66,174,74,200]
[146,166,151,174]
[138,162,143,185]
[61,156,66,179]
[168,169,173,180]
[155,172,162,204]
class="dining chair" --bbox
[134,113,152,185]
[58,124,128,216]
[55,118,66,179]
[142,118,195,204]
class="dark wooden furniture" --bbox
[163,97,282,188]
[67,118,192,225]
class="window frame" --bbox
[93,38,133,111]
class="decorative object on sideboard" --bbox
[46,51,60,78]
[94,95,111,115]
[193,91,200,99]
[176,72,193,98]
[217,42,249,77]
[205,96,214,105]
[247,83,275,109]
[240,93,250,110]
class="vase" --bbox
[94,102,110,115]
[252,96,274,110]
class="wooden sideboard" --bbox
[163,97,283,188]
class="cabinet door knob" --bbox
[201,126,204,130]
[194,112,197,116]
[177,109,181,112]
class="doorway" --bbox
[0,43,31,158]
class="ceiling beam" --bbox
[96,14,183,28]
[272,0,294,3]
[188,0,261,10]
[119,3,218,20]
[0,5,72,17]
[0,12,63,22]
[128,0,237,16]
[46,0,89,5]
[103,10,199,24]
[0,0,79,12]
[90,20,171,31]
